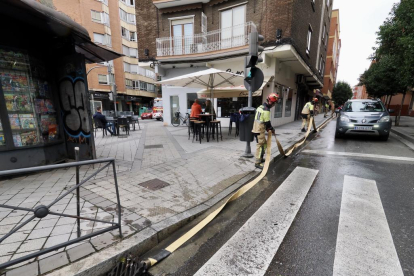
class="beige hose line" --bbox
[142,115,333,269]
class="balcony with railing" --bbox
[156,22,256,60]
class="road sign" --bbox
[244,67,264,92]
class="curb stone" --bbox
[391,128,414,144]
[46,116,333,276]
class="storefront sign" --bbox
[91,92,109,99]
[126,96,142,102]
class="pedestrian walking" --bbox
[301,98,318,132]
[252,93,279,170]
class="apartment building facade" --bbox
[46,0,158,113]
[137,0,332,126]
[321,9,340,101]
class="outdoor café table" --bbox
[198,114,214,142]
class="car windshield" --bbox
[343,101,385,112]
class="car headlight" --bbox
[378,116,390,123]
[340,115,350,123]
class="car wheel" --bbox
[379,134,389,141]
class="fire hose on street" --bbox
[110,116,333,276]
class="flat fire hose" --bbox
[135,131,274,274]
[274,116,332,157]
[135,116,332,274]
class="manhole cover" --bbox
[144,144,163,149]
[139,178,170,191]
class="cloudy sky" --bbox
[332,0,399,87]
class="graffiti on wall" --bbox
[58,59,91,144]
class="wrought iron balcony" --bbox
[156,22,256,58]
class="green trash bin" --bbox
[139,107,147,116]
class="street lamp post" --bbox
[87,64,117,114]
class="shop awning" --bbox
[197,76,274,99]
[0,0,123,63]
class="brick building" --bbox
[42,0,158,113]
[322,9,340,101]
[137,0,333,126]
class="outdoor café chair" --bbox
[93,118,107,137]
[117,117,129,137]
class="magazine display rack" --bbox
[0,46,60,149]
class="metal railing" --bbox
[156,22,256,57]
[0,151,122,270]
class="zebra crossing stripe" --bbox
[333,175,404,276]
[194,167,319,276]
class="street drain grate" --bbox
[144,144,163,149]
[139,178,170,191]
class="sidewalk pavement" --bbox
[0,114,330,276]
[391,116,414,143]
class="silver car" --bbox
[335,99,393,141]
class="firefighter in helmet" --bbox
[301,97,318,132]
[252,93,279,170]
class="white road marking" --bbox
[333,175,404,276]
[302,149,414,162]
[194,167,319,276]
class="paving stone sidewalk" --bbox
[391,116,414,143]
[0,115,329,275]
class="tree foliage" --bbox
[359,56,406,98]
[374,0,414,88]
[332,81,353,105]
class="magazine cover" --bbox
[8,114,20,130]
[48,124,58,141]
[18,94,33,112]
[13,134,22,147]
[0,73,13,91]
[35,99,47,113]
[0,135,5,146]
[44,99,55,112]
[40,115,57,132]
[20,131,38,146]
[0,120,3,131]
[19,114,36,129]
[4,93,19,111]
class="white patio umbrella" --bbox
[158,68,245,113]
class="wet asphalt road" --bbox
[147,120,414,276]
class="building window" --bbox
[94,33,111,47]
[306,25,312,55]
[129,48,138,58]
[103,12,110,26]
[122,45,137,57]
[130,32,137,42]
[140,81,147,91]
[98,74,109,85]
[98,0,108,5]
[121,27,129,40]
[130,64,138,73]
[120,0,134,6]
[91,10,102,22]
[123,62,130,72]
[127,13,136,24]
[220,5,246,48]
[119,8,127,21]
[170,17,194,55]
[125,79,133,89]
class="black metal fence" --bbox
[0,154,122,270]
